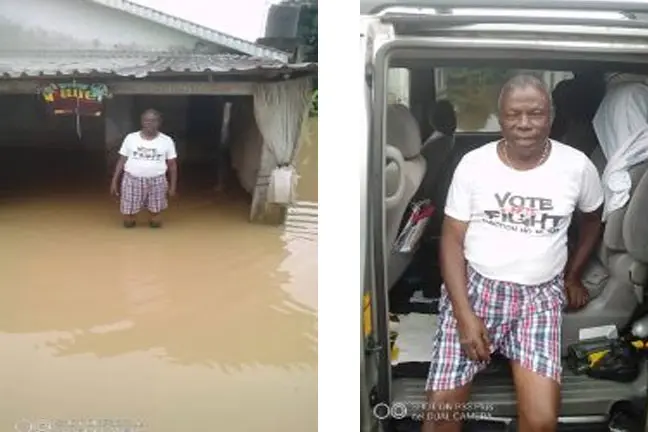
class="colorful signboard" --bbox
[40,82,112,116]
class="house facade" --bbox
[0,0,316,223]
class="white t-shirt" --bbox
[445,140,604,285]
[118,132,178,178]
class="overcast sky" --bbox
[131,0,279,42]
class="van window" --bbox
[388,67,410,106]
[435,68,573,133]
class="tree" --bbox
[440,68,510,131]
[279,0,317,62]
[279,0,318,116]
[298,2,317,63]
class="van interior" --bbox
[381,53,648,430]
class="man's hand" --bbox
[168,186,177,198]
[563,206,601,310]
[110,182,119,197]
[457,312,491,362]
[564,276,589,310]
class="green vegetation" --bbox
[310,89,318,117]
[440,68,510,131]
[281,0,318,117]
[439,68,547,131]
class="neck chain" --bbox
[501,139,550,170]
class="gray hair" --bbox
[142,108,162,121]
[497,74,554,118]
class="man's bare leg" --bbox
[149,212,162,228]
[123,214,136,228]
[511,361,560,432]
[421,385,472,432]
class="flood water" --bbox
[0,121,318,431]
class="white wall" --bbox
[0,0,208,51]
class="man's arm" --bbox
[167,159,178,192]
[111,156,126,187]
[566,158,604,282]
[166,138,178,193]
[440,216,472,321]
[111,136,130,191]
[440,156,474,320]
[565,207,602,282]
[440,155,491,360]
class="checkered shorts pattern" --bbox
[426,265,566,391]
[120,172,168,215]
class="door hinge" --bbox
[365,65,374,89]
[365,335,383,354]
[369,386,379,407]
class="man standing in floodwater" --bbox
[422,75,603,432]
[110,109,178,228]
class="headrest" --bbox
[430,99,457,136]
[386,103,422,159]
[553,78,604,122]
[623,162,648,262]
[606,73,648,87]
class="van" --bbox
[360,1,648,431]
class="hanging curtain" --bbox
[252,77,311,204]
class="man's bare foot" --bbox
[149,215,162,228]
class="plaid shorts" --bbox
[120,172,168,215]
[426,265,566,391]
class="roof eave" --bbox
[89,0,292,62]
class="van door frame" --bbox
[361,17,393,432]
[365,24,398,418]
[368,33,648,424]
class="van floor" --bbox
[390,418,611,431]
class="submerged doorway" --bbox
[0,94,107,198]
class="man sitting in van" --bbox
[422,75,603,432]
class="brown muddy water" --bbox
[0,122,317,432]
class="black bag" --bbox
[567,337,640,383]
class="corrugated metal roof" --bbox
[0,51,316,78]
[90,0,291,62]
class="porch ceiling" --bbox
[0,51,316,79]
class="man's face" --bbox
[499,86,551,155]
[141,112,160,133]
